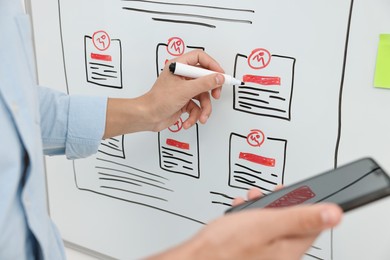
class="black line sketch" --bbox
[155,38,204,77]
[84,32,123,89]
[121,0,255,28]
[209,191,235,207]
[98,136,126,159]
[158,120,200,178]
[73,158,206,224]
[233,50,295,120]
[229,131,287,192]
[54,0,356,258]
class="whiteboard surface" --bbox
[30,0,390,259]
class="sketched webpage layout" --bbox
[57,0,353,259]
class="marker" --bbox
[169,62,244,85]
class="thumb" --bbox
[185,73,225,97]
[265,203,343,238]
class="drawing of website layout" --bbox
[84,33,123,89]
[229,130,286,192]
[234,49,295,120]
[73,131,207,224]
[121,1,255,29]
[57,0,353,258]
[156,36,204,76]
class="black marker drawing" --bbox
[229,131,287,192]
[84,32,123,89]
[209,191,235,207]
[158,120,200,178]
[98,136,126,159]
[155,39,204,77]
[55,0,356,258]
[233,49,296,120]
[121,0,255,28]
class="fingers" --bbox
[181,100,202,129]
[232,188,263,207]
[211,86,222,100]
[185,73,225,99]
[274,184,284,191]
[181,91,212,128]
[268,232,320,260]
[175,49,224,74]
[263,203,343,239]
[196,92,212,124]
[248,188,263,200]
[232,197,246,207]
[171,50,225,97]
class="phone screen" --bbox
[226,158,390,214]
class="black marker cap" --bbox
[169,62,176,73]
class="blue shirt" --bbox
[0,1,107,259]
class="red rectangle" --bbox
[243,74,281,86]
[91,53,112,62]
[239,152,275,167]
[265,186,316,208]
[166,138,190,150]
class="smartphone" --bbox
[225,158,390,214]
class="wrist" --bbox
[103,97,155,138]
[145,236,207,260]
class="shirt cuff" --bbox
[65,95,107,160]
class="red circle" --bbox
[168,117,183,133]
[246,129,265,147]
[167,37,185,56]
[248,48,271,69]
[92,31,111,51]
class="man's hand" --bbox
[103,50,225,138]
[147,188,343,260]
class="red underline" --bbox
[239,152,275,167]
[243,74,281,86]
[166,138,190,150]
[91,53,112,62]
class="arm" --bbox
[103,50,225,139]
[39,50,222,157]
[38,86,107,159]
[146,203,343,260]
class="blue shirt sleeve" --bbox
[38,86,107,159]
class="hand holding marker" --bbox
[169,62,245,86]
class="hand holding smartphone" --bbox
[226,158,390,214]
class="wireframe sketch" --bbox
[158,117,200,178]
[229,130,287,192]
[98,135,125,159]
[155,36,204,76]
[84,30,123,88]
[54,0,357,258]
[75,149,176,213]
[233,48,296,120]
[121,1,255,29]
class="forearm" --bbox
[145,237,206,260]
[103,96,156,139]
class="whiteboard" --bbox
[30,0,390,259]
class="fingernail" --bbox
[215,74,224,85]
[321,208,339,225]
[202,115,209,124]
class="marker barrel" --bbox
[169,62,243,85]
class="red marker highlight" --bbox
[239,152,275,167]
[91,53,112,62]
[166,138,190,150]
[265,186,316,208]
[243,75,281,85]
